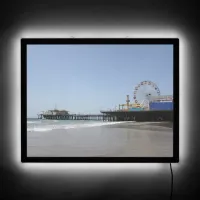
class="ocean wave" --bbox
[27,121,127,132]
[27,121,41,124]
[27,127,53,132]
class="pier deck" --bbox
[101,110,173,122]
[38,114,105,121]
[38,110,173,122]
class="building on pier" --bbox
[37,109,69,119]
[44,109,69,115]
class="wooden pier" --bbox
[100,110,173,122]
[37,114,112,121]
[37,110,173,122]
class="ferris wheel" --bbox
[133,81,161,104]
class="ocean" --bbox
[27,118,126,132]
[27,118,173,157]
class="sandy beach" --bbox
[27,122,173,157]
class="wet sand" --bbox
[27,122,173,157]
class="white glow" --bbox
[9,26,187,173]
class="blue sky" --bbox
[27,44,173,117]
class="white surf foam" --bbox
[63,121,126,129]
[27,121,41,124]
[27,127,53,132]
[27,121,130,132]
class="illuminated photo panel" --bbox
[22,38,179,163]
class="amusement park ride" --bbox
[117,80,173,111]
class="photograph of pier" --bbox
[27,41,174,158]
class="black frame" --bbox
[22,38,179,163]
